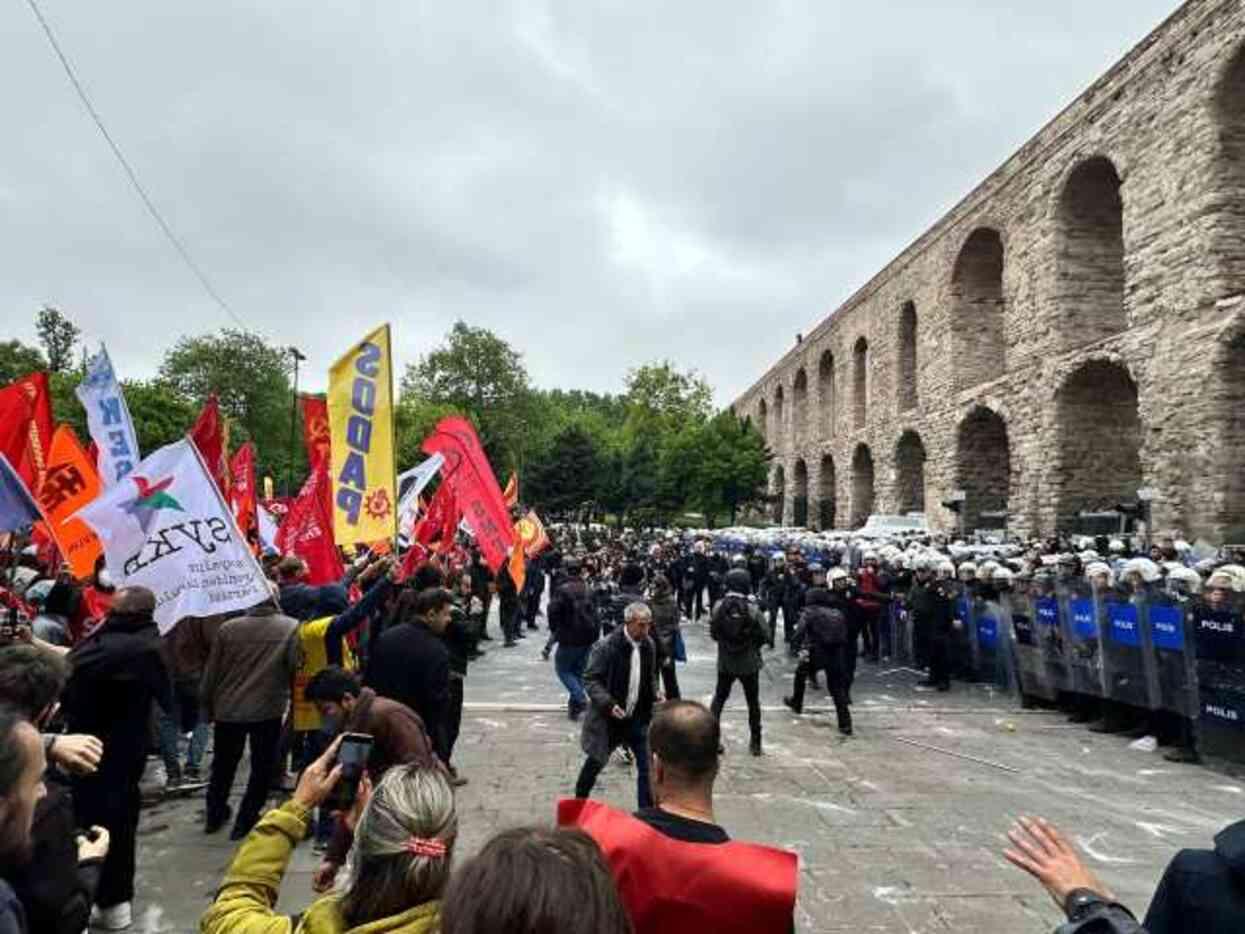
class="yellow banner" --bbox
[328,324,397,545]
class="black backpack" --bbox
[568,586,600,644]
[717,596,755,651]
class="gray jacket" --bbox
[201,605,300,723]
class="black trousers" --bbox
[710,671,762,741]
[859,607,881,658]
[500,596,521,640]
[207,718,282,832]
[73,761,142,908]
[446,677,465,763]
[791,647,852,732]
[927,636,951,687]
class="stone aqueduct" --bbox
[732,0,1245,543]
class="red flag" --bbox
[0,374,53,492]
[230,442,258,536]
[189,395,230,493]
[414,481,461,550]
[396,541,430,583]
[275,463,344,585]
[300,396,331,470]
[422,417,514,573]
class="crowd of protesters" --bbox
[0,518,1242,933]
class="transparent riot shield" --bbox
[949,583,976,681]
[1006,589,1057,703]
[974,595,1011,690]
[1058,579,1104,701]
[1031,579,1071,694]
[1192,591,1245,763]
[1144,592,1196,718]
[1100,584,1156,712]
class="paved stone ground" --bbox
[129,605,1244,933]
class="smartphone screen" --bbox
[328,733,373,811]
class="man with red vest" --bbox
[559,699,798,933]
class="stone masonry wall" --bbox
[735,0,1245,542]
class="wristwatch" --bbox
[1063,888,1109,922]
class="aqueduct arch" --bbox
[1054,360,1142,522]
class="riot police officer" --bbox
[784,564,853,736]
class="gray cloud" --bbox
[1,0,1177,401]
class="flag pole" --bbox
[386,324,399,559]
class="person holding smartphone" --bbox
[202,736,456,934]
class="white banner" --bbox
[75,438,270,634]
[397,453,444,537]
[257,503,279,552]
[75,344,141,487]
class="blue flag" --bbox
[0,454,40,532]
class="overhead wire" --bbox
[22,0,251,332]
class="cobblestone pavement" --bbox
[130,606,1244,932]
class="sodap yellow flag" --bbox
[329,324,397,545]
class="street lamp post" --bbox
[287,346,307,497]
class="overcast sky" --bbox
[2,1,1179,403]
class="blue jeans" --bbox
[575,716,652,808]
[555,645,590,706]
[158,678,210,776]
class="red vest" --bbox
[557,798,798,933]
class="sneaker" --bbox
[503,640,517,648]
[749,739,763,757]
[183,765,202,783]
[782,696,802,715]
[839,725,853,737]
[91,901,133,931]
[1163,746,1201,764]
[618,747,634,765]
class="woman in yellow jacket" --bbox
[202,736,455,934]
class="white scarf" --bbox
[622,628,642,717]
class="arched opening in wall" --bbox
[793,459,809,527]
[898,302,918,411]
[853,338,868,429]
[792,368,809,447]
[1055,361,1142,524]
[955,406,1011,533]
[850,444,875,527]
[772,464,786,525]
[950,228,1005,389]
[1057,157,1125,346]
[1213,46,1245,297]
[819,350,836,438]
[773,386,785,445]
[757,398,768,444]
[1219,334,1245,539]
[894,431,927,514]
[819,454,837,530]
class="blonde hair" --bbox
[338,764,457,925]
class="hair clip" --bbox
[403,836,447,859]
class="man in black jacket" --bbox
[62,587,172,931]
[1143,818,1244,934]
[0,708,48,934]
[544,558,599,720]
[0,647,109,934]
[784,566,852,735]
[709,569,769,756]
[574,602,658,808]
[907,560,955,692]
[365,587,454,766]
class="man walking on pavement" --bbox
[709,569,769,757]
[544,557,600,721]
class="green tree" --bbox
[35,306,81,373]
[158,329,299,485]
[689,411,771,526]
[401,321,532,473]
[0,340,46,384]
[527,423,603,518]
[622,361,712,437]
[122,380,199,454]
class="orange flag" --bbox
[35,426,103,578]
[509,542,526,593]
[503,472,519,508]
